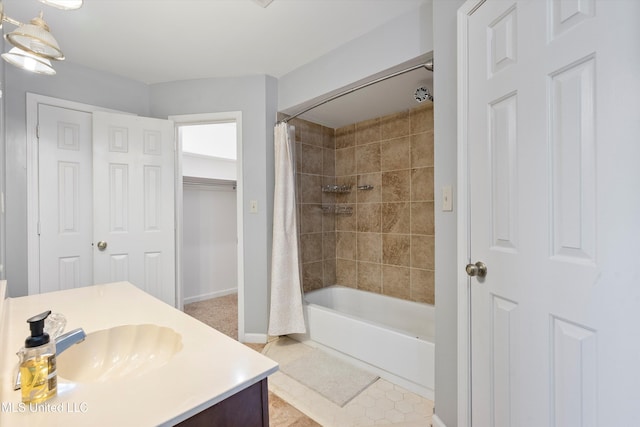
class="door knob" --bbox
[97,241,108,251]
[466,261,487,278]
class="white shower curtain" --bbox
[268,122,306,335]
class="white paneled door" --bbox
[92,112,176,305]
[38,105,93,293]
[463,0,640,425]
[37,106,176,306]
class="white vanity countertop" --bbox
[0,282,279,426]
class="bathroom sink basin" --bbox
[57,324,182,383]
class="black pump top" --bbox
[25,310,51,348]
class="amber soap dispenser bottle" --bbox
[19,310,57,403]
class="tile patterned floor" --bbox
[265,338,434,426]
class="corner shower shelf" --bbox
[321,205,353,215]
[321,184,352,193]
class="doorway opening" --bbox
[171,112,245,341]
[181,122,238,305]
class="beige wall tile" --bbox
[382,265,410,299]
[336,124,355,149]
[322,209,336,232]
[410,268,435,304]
[300,233,323,264]
[290,119,302,142]
[356,118,381,145]
[323,259,336,287]
[300,121,324,147]
[323,148,335,177]
[335,205,357,231]
[382,234,411,267]
[295,141,302,172]
[323,232,336,260]
[323,126,335,149]
[356,173,381,203]
[381,110,410,140]
[382,202,411,234]
[336,231,357,260]
[300,204,323,234]
[356,143,381,174]
[411,234,435,270]
[380,136,410,172]
[301,144,323,175]
[411,202,435,235]
[411,167,434,201]
[382,170,411,202]
[294,106,433,301]
[357,203,381,233]
[411,131,434,168]
[357,232,381,263]
[300,174,322,204]
[302,261,324,292]
[358,262,382,293]
[410,103,434,135]
[335,147,355,176]
[336,259,357,288]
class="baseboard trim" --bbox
[432,414,446,427]
[243,333,268,344]
[183,288,237,305]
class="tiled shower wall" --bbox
[292,103,434,305]
[292,118,337,292]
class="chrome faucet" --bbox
[13,328,86,390]
[54,328,86,354]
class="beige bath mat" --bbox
[280,347,379,407]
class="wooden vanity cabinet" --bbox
[176,378,269,427]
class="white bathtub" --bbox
[289,285,435,399]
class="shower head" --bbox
[414,86,433,103]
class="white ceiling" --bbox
[3,0,433,128]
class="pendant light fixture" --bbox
[39,0,82,11]
[5,12,64,60]
[0,0,80,75]
[1,46,56,75]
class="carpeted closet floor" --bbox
[184,294,320,427]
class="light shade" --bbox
[1,47,56,75]
[39,0,83,10]
[5,13,64,60]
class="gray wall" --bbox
[149,74,277,335]
[433,1,466,426]
[3,61,277,339]
[278,3,433,113]
[4,61,150,297]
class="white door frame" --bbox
[169,112,245,342]
[25,93,131,295]
[456,1,485,426]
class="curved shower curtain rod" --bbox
[279,58,434,125]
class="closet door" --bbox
[38,105,93,292]
[92,112,176,306]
